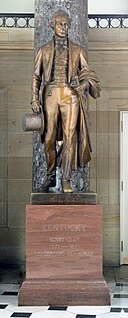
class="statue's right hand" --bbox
[31,101,41,113]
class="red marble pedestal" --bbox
[18,204,110,306]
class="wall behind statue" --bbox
[0,0,128,13]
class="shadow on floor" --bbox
[104,265,128,284]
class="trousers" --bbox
[43,84,79,180]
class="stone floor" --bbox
[0,266,128,317]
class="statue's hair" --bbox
[50,10,71,28]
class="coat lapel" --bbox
[68,40,79,82]
[43,40,54,82]
[48,40,54,81]
[68,40,73,82]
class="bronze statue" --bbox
[31,10,100,193]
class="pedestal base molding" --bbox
[19,277,110,306]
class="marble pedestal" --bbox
[18,202,110,306]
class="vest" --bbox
[50,43,68,85]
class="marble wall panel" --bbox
[8,86,32,106]
[8,203,26,228]
[8,133,33,157]
[0,203,7,225]
[8,179,32,203]
[89,111,97,133]
[8,157,32,179]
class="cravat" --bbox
[54,36,68,53]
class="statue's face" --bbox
[54,16,68,37]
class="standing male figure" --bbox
[31,10,100,193]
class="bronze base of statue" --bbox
[30,191,97,205]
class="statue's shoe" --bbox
[62,179,73,193]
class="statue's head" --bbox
[50,10,71,37]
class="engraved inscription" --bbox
[49,236,80,242]
[35,223,94,258]
[49,244,79,250]
[35,250,94,257]
[41,224,86,232]
[49,236,80,252]
[45,194,90,204]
